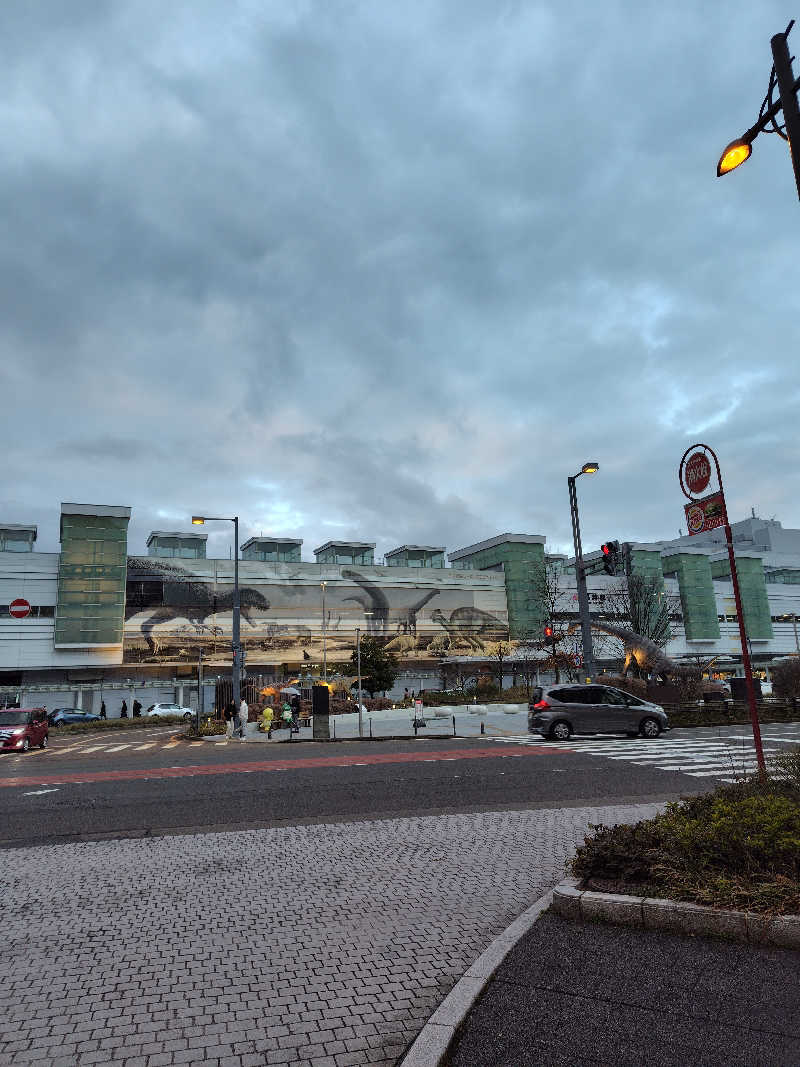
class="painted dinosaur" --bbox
[126,557,270,656]
[340,569,390,634]
[430,607,507,652]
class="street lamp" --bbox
[192,515,241,711]
[716,20,800,200]
[320,581,327,681]
[568,462,599,680]
[356,626,363,739]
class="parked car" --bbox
[528,684,669,741]
[0,708,49,752]
[145,703,195,721]
[48,708,101,727]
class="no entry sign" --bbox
[684,451,712,496]
[9,598,31,619]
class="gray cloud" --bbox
[2,1,799,562]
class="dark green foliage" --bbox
[349,635,398,696]
[772,657,800,699]
[571,762,800,913]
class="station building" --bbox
[1,505,799,713]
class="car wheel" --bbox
[40,735,48,749]
[21,738,30,752]
[183,712,193,721]
[548,720,571,742]
[639,717,661,739]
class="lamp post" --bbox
[192,515,240,710]
[356,626,363,739]
[717,20,800,201]
[321,581,327,681]
[568,462,599,680]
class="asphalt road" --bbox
[0,725,717,848]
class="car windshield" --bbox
[0,710,30,725]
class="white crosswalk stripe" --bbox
[484,734,787,783]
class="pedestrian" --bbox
[224,699,236,738]
[238,696,249,739]
[290,694,301,733]
[404,687,410,703]
[282,701,292,730]
[132,699,142,718]
[261,704,274,738]
[120,700,128,718]
[100,701,106,720]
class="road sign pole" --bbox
[679,445,766,775]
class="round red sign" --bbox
[685,451,711,495]
[9,598,31,619]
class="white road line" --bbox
[75,745,106,754]
[104,745,131,753]
[133,743,156,750]
[163,741,179,749]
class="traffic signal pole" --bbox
[568,475,597,680]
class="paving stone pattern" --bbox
[1,803,662,1066]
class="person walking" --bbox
[224,700,236,738]
[261,704,274,738]
[100,701,106,720]
[237,696,249,739]
[120,700,128,719]
[132,699,142,718]
[290,694,301,734]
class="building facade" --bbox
[2,506,799,712]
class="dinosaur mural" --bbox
[126,558,270,657]
[430,606,508,652]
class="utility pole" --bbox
[568,462,599,679]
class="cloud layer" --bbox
[2,1,799,560]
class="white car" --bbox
[145,703,195,721]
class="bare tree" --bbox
[484,640,516,692]
[601,574,681,647]
[525,560,578,682]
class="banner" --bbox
[684,492,725,536]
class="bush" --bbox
[772,658,800,699]
[571,766,800,913]
[52,715,190,734]
[596,674,648,698]
[185,718,227,738]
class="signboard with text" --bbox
[684,491,725,536]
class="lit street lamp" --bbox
[192,515,241,712]
[717,20,800,201]
[568,462,599,680]
[356,625,363,739]
[320,581,327,681]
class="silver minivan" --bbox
[528,684,669,741]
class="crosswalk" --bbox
[484,734,793,783]
[36,737,205,757]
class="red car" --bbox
[0,708,49,752]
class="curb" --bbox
[551,878,800,950]
[400,890,553,1066]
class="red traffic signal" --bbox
[544,624,554,638]
[601,540,620,574]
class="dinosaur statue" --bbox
[567,621,688,683]
[430,607,507,652]
[126,557,270,656]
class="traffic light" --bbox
[544,624,554,639]
[601,540,620,575]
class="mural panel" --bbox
[124,558,508,666]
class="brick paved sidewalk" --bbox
[0,803,662,1066]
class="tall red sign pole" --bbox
[679,444,766,776]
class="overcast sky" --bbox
[2,1,799,562]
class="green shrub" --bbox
[571,777,800,913]
[53,715,189,735]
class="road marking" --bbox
[133,743,156,750]
[104,745,131,753]
[22,788,59,796]
[0,745,569,790]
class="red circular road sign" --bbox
[9,598,31,619]
[684,451,712,495]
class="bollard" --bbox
[480,721,485,735]
[332,718,336,740]
[452,715,456,737]
[369,716,373,739]
[414,721,418,737]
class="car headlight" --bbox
[10,728,25,736]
